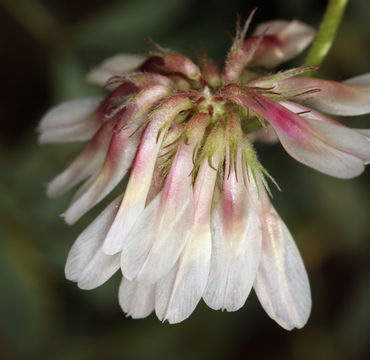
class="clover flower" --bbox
[39,14,370,329]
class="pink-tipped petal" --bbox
[86,54,147,86]
[38,97,102,143]
[224,89,370,178]
[280,101,338,125]
[121,139,195,284]
[247,20,315,68]
[63,86,170,224]
[160,51,202,82]
[103,96,193,255]
[64,130,140,224]
[65,196,122,290]
[98,81,138,119]
[275,77,370,115]
[281,101,370,139]
[203,154,262,311]
[254,96,370,178]
[155,159,217,323]
[253,186,311,330]
[47,120,115,198]
[119,277,155,319]
[282,99,370,144]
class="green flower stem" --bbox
[301,0,348,77]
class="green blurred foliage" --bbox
[0,0,369,359]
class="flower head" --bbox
[39,14,370,329]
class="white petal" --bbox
[204,199,261,311]
[275,77,370,116]
[203,156,262,311]
[250,20,315,68]
[39,97,102,143]
[279,101,338,124]
[243,94,370,178]
[119,277,155,319]
[253,187,311,330]
[357,129,370,139]
[65,196,122,290]
[121,141,195,284]
[155,226,211,324]
[63,85,171,224]
[278,117,370,178]
[102,132,164,255]
[47,120,115,198]
[63,129,140,224]
[344,73,370,86]
[281,100,370,142]
[87,54,147,86]
[103,96,192,255]
[155,160,217,323]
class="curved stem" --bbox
[301,0,348,77]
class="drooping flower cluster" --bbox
[39,15,370,329]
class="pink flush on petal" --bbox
[102,95,193,255]
[39,12,370,329]
[120,113,209,284]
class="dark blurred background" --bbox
[0,0,369,359]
